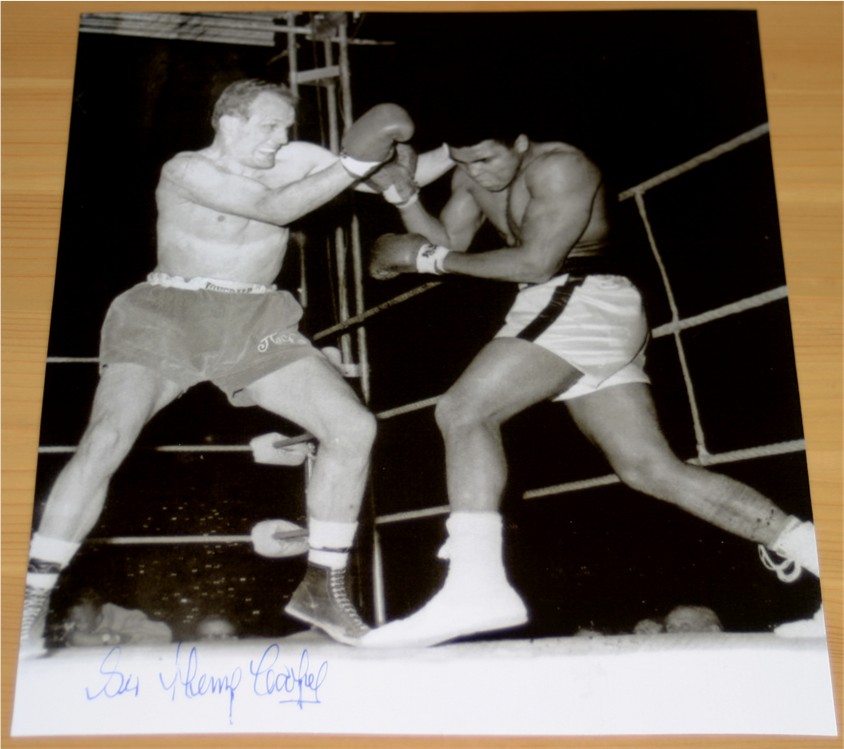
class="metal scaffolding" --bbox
[282,13,387,622]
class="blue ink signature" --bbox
[84,642,327,723]
[250,645,328,709]
[158,642,242,724]
[85,646,140,700]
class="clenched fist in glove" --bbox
[340,104,415,178]
[369,233,451,280]
[366,143,419,207]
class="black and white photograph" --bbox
[11,8,837,738]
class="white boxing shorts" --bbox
[495,273,651,401]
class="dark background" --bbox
[36,10,819,642]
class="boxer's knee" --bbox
[610,447,679,497]
[351,408,378,451]
[320,406,376,459]
[74,417,136,478]
[435,389,495,438]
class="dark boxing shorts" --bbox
[99,273,321,406]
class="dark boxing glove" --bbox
[366,143,420,207]
[369,233,451,280]
[340,104,414,178]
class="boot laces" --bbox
[21,586,50,637]
[758,544,802,583]
[328,569,367,631]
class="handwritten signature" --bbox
[84,642,328,724]
[159,642,243,724]
[250,643,328,709]
[85,646,140,700]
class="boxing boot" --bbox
[284,563,370,645]
[758,517,820,582]
[283,518,369,645]
[758,517,825,637]
[360,512,528,649]
[19,534,79,657]
[19,562,60,658]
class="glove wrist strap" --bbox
[339,153,381,178]
[416,243,450,275]
[383,185,419,208]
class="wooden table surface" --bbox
[2,2,841,747]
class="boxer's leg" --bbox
[23,363,181,655]
[567,384,790,541]
[566,383,818,571]
[436,338,583,512]
[363,339,581,648]
[244,355,376,645]
[568,382,823,637]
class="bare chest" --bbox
[157,193,288,284]
[471,178,531,246]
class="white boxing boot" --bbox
[361,512,528,648]
[759,517,820,581]
[758,518,826,638]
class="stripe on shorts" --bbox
[516,275,585,342]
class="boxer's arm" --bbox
[398,169,485,251]
[356,144,453,197]
[161,104,412,225]
[369,177,487,279]
[161,152,357,227]
[440,153,600,283]
[414,143,455,187]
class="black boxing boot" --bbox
[285,563,370,645]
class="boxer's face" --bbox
[449,136,528,191]
[223,92,296,169]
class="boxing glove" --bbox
[366,143,419,207]
[369,233,451,280]
[340,104,415,178]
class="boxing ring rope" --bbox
[635,188,710,456]
[45,124,774,361]
[40,120,797,481]
[312,281,442,341]
[40,122,802,622]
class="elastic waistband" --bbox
[520,272,635,292]
[520,272,586,292]
[557,254,615,276]
[147,272,276,294]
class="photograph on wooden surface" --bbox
[12,8,837,738]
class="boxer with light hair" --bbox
[20,78,453,654]
[363,122,822,648]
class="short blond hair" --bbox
[212,79,297,130]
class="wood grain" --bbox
[2,2,841,747]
